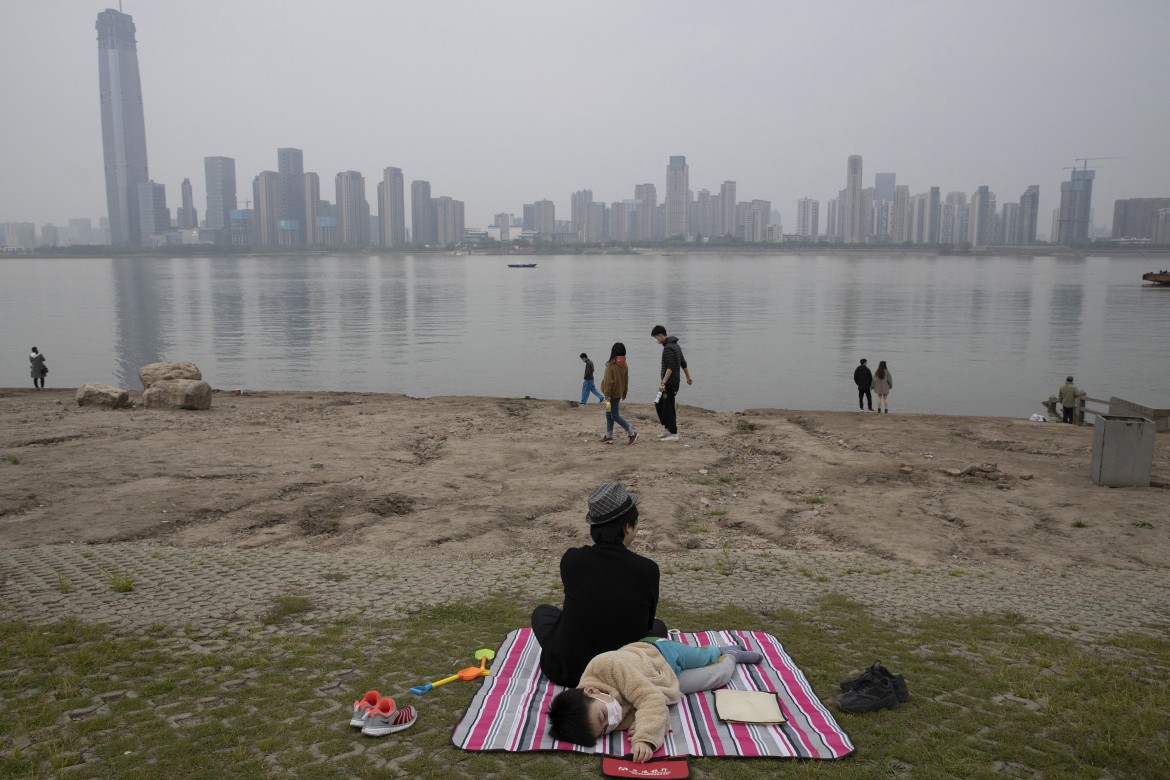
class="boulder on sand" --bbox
[142,379,212,410]
[138,361,202,389]
[75,383,130,409]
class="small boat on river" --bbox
[1142,271,1170,285]
[507,263,537,268]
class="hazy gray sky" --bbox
[2,0,1168,233]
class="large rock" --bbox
[142,379,212,410]
[138,361,202,389]
[75,383,130,409]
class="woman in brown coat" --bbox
[872,360,892,413]
[599,342,638,445]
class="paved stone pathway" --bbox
[3,542,1168,642]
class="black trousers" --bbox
[530,604,667,646]
[655,389,678,433]
[1062,405,1075,424]
[858,387,872,410]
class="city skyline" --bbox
[1,1,1169,233]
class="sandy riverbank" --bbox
[0,388,1166,572]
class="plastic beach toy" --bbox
[410,648,495,695]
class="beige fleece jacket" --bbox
[577,641,680,753]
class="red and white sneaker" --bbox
[349,690,381,727]
[362,699,417,736]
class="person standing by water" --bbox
[579,353,604,405]
[872,360,893,413]
[854,358,873,412]
[651,325,692,442]
[29,347,47,390]
[599,343,637,445]
[1058,376,1080,424]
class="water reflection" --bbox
[111,257,169,387]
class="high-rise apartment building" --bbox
[891,185,909,242]
[303,173,320,244]
[253,172,281,245]
[1112,198,1170,240]
[204,157,237,236]
[97,8,151,246]
[178,178,197,229]
[1057,169,1095,245]
[410,180,433,246]
[1001,202,1020,245]
[532,199,556,238]
[665,156,689,238]
[277,148,306,244]
[927,187,941,244]
[719,181,736,237]
[825,199,839,240]
[796,198,819,239]
[609,202,630,242]
[634,184,657,240]
[843,155,864,243]
[571,190,593,242]
[1019,186,1040,244]
[874,173,896,204]
[136,181,169,243]
[969,186,992,246]
[434,196,465,247]
[336,171,370,245]
[380,167,406,247]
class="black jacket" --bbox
[854,364,873,389]
[583,359,595,381]
[659,336,688,392]
[537,543,661,687]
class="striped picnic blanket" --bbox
[451,628,854,760]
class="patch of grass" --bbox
[717,475,736,484]
[7,456,19,465]
[261,595,313,624]
[684,523,708,534]
[102,567,134,593]
[56,574,72,594]
[735,420,758,432]
[1133,521,1154,529]
[2,593,1168,779]
[1072,520,1088,528]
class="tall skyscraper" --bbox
[874,173,896,204]
[304,173,320,244]
[97,8,150,246]
[634,184,657,240]
[411,180,433,246]
[435,196,465,247]
[380,167,406,247]
[843,155,864,243]
[254,172,281,246]
[796,198,819,239]
[336,171,370,245]
[136,181,169,243]
[665,156,689,238]
[277,148,306,244]
[204,157,237,235]
[571,190,593,242]
[969,186,992,246]
[1057,169,1095,245]
[927,186,941,244]
[1019,186,1040,244]
[178,178,197,229]
[719,181,736,237]
[891,185,909,242]
[532,199,555,238]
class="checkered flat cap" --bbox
[585,482,639,526]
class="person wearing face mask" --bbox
[530,482,666,688]
[546,639,763,762]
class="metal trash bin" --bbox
[1090,415,1156,487]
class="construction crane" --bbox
[1063,156,1121,172]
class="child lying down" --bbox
[547,638,762,762]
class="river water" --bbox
[2,252,1168,417]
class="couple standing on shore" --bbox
[854,358,893,412]
[580,325,693,446]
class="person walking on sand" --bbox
[872,360,893,413]
[29,347,47,390]
[599,343,638,445]
[651,325,692,442]
[579,353,604,405]
[854,358,873,412]
[1058,375,1079,424]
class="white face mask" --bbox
[591,692,624,734]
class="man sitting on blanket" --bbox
[547,638,762,762]
[531,482,668,687]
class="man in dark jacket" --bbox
[579,352,604,405]
[854,358,874,411]
[531,482,667,687]
[651,325,692,441]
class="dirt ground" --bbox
[1,388,1167,572]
